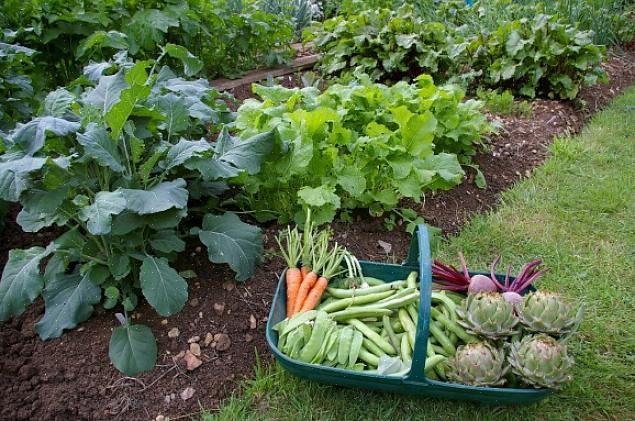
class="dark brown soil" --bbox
[1,49,634,421]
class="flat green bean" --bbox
[430,307,478,343]
[401,334,412,361]
[320,290,394,313]
[358,348,380,367]
[406,271,418,289]
[347,319,396,355]
[398,308,417,348]
[327,281,406,298]
[338,327,354,365]
[365,292,419,310]
[424,354,447,371]
[330,307,392,322]
[362,338,385,358]
[383,315,401,356]
[428,322,456,356]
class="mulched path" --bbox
[0,48,634,421]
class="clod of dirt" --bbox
[183,350,203,371]
[189,343,201,357]
[187,336,200,344]
[213,333,231,351]
[213,302,225,316]
[245,334,254,343]
[189,298,199,307]
[171,351,186,363]
[167,328,180,339]
[377,240,392,254]
[249,315,257,330]
[222,281,235,291]
[204,332,214,347]
[180,387,195,401]
[183,351,202,371]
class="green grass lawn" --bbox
[203,87,635,421]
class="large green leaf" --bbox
[0,155,47,201]
[11,117,81,155]
[156,93,189,136]
[122,179,188,215]
[16,187,69,232]
[79,190,127,235]
[0,246,53,320]
[163,44,203,77]
[185,130,274,180]
[197,213,262,281]
[402,112,437,156]
[150,230,186,253]
[105,62,151,139]
[77,123,125,172]
[43,89,75,117]
[125,9,179,54]
[109,324,157,376]
[83,71,128,113]
[139,256,187,316]
[34,270,101,339]
[162,138,211,170]
[76,30,128,59]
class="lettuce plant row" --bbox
[233,74,491,225]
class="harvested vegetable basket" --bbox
[266,225,553,403]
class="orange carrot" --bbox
[276,226,302,319]
[300,266,310,279]
[300,276,328,312]
[285,267,302,318]
[292,271,318,316]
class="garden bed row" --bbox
[1,47,634,421]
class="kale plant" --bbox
[0,52,273,375]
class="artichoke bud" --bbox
[457,292,519,339]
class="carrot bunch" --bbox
[276,210,347,318]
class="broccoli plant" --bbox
[0,52,273,375]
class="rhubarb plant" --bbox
[0,53,273,375]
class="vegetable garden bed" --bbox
[1,45,634,420]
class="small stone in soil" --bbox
[161,319,168,325]
[156,415,169,421]
[213,302,225,315]
[377,240,392,254]
[167,328,180,338]
[172,351,186,363]
[249,314,257,330]
[189,298,200,307]
[222,281,235,291]
[195,246,202,253]
[184,351,202,371]
[214,333,231,351]
[245,334,253,343]
[187,336,200,344]
[180,387,195,401]
[189,343,201,357]
[204,333,214,347]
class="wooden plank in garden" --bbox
[211,54,320,91]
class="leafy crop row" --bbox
[307,4,607,99]
[0,0,295,83]
[232,74,491,225]
[0,53,273,375]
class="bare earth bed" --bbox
[0,48,634,421]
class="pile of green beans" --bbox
[273,272,476,376]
